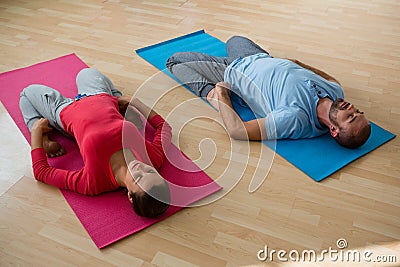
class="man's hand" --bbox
[206,82,231,110]
[215,82,231,97]
[214,82,267,140]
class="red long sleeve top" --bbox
[31,94,172,196]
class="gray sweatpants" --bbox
[165,35,269,98]
[19,68,122,134]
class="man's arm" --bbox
[215,82,267,141]
[287,58,341,85]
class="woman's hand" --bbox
[32,118,52,135]
[31,118,52,150]
[118,95,131,115]
[119,95,159,122]
[125,105,144,130]
[130,97,158,121]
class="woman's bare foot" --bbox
[43,135,66,158]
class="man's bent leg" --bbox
[226,36,270,59]
[166,52,229,97]
[76,68,122,97]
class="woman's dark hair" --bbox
[129,181,171,218]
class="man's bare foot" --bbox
[43,135,66,158]
[206,88,219,110]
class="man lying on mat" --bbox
[20,68,171,218]
[166,36,371,148]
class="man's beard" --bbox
[329,98,344,126]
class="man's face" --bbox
[329,98,369,136]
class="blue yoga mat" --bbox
[136,30,396,181]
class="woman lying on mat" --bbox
[19,68,171,218]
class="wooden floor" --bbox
[0,0,399,266]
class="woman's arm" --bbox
[144,115,172,169]
[30,119,89,194]
[118,96,158,121]
[31,148,86,193]
[215,82,267,140]
[130,97,158,121]
[119,95,171,168]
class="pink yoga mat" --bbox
[0,54,222,248]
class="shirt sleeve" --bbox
[31,148,90,194]
[145,114,172,169]
[265,108,310,139]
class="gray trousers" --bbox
[166,36,269,98]
[19,68,122,134]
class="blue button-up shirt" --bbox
[224,53,344,139]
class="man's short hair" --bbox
[334,123,371,149]
[129,181,170,217]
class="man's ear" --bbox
[330,124,339,138]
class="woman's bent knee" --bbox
[20,84,44,99]
[76,68,99,84]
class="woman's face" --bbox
[125,160,165,202]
